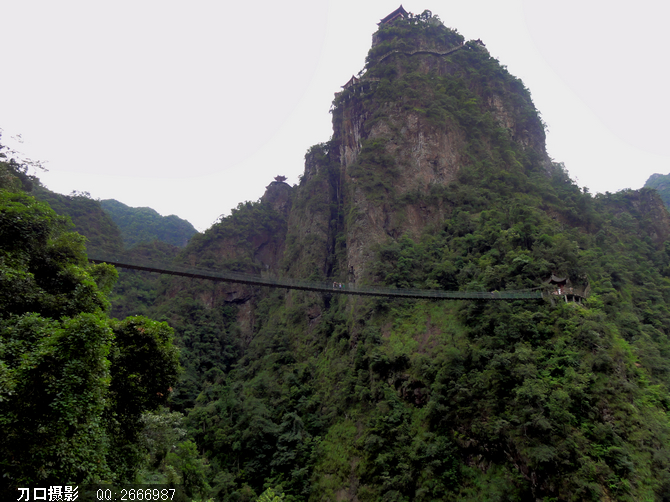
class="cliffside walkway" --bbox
[375,44,465,65]
[88,256,544,301]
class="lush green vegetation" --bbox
[0,140,181,494]
[645,172,670,209]
[335,12,544,213]
[100,199,197,249]
[3,8,670,501]
[165,158,670,499]
[185,200,287,273]
[107,240,180,319]
[31,190,198,255]
[33,187,125,256]
[29,183,199,328]
[368,164,670,499]
[366,10,464,65]
[151,13,670,501]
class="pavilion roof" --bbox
[378,5,408,25]
[342,75,360,89]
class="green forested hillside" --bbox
[0,147,181,493]
[33,186,125,256]
[29,189,197,325]
[2,8,670,502]
[162,164,670,500]
[106,240,181,319]
[31,189,198,254]
[100,199,198,249]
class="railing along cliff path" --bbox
[375,44,466,65]
[336,44,468,100]
[88,256,544,301]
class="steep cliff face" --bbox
[156,187,291,342]
[329,24,550,280]
[598,187,670,245]
[283,148,339,280]
[203,13,552,291]
[132,10,670,500]
[260,180,292,216]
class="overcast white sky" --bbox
[1,0,668,231]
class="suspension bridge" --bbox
[88,256,546,301]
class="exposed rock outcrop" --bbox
[261,180,292,216]
[328,40,551,281]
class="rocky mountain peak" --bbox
[261,179,292,216]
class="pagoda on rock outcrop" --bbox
[325,8,551,281]
[378,5,408,25]
[372,5,410,47]
[341,75,360,90]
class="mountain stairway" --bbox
[88,256,544,301]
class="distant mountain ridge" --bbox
[32,186,198,253]
[100,199,197,249]
[30,188,197,321]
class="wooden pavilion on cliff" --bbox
[335,74,381,101]
[544,274,590,304]
[378,5,409,25]
[373,6,409,47]
[341,75,360,89]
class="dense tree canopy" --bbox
[0,184,180,491]
[100,199,197,249]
